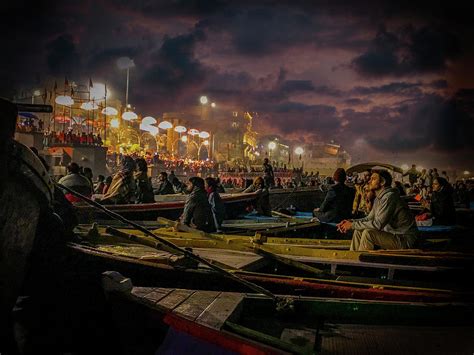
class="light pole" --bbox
[117,57,135,108]
[268,141,276,161]
[158,120,173,153]
[200,96,208,120]
[294,147,304,169]
[32,90,40,104]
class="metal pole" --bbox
[104,90,107,143]
[125,67,129,107]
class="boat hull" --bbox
[75,187,326,223]
[64,243,471,303]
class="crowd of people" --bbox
[52,151,473,251]
[16,117,44,133]
[43,130,103,147]
[56,155,228,233]
[106,152,217,176]
[310,164,473,252]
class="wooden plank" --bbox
[173,290,221,321]
[131,286,155,298]
[282,254,458,273]
[195,292,244,330]
[144,288,173,304]
[156,289,195,311]
[359,252,473,267]
[194,248,268,271]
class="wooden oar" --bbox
[56,183,282,303]
[104,226,233,270]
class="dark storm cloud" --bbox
[87,46,141,77]
[344,98,372,106]
[46,34,81,76]
[359,93,474,153]
[141,29,209,95]
[279,80,343,96]
[280,80,314,93]
[429,79,448,89]
[0,0,66,96]
[257,101,340,135]
[201,6,318,56]
[351,82,423,96]
[352,24,463,77]
[111,0,229,18]
[204,71,255,101]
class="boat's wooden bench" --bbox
[131,287,245,330]
[282,254,458,280]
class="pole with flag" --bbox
[87,78,92,136]
[53,81,57,134]
[104,83,107,143]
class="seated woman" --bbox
[422,177,456,225]
[101,156,136,205]
[244,176,271,216]
[205,177,225,232]
[134,158,154,203]
[180,177,214,232]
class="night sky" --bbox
[1,0,474,171]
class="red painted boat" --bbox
[75,192,258,222]
[102,272,474,355]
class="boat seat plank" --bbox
[143,288,174,304]
[155,289,195,311]
[195,292,244,330]
[194,248,268,271]
[172,290,221,321]
[131,287,156,298]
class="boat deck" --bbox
[115,282,474,355]
[131,286,244,330]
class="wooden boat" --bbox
[75,187,326,223]
[75,191,258,222]
[65,225,474,303]
[0,100,56,336]
[102,271,474,354]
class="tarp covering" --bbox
[18,112,39,120]
[347,162,403,174]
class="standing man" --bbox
[403,164,419,186]
[263,158,275,188]
[337,169,417,251]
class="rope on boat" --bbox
[56,182,284,303]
